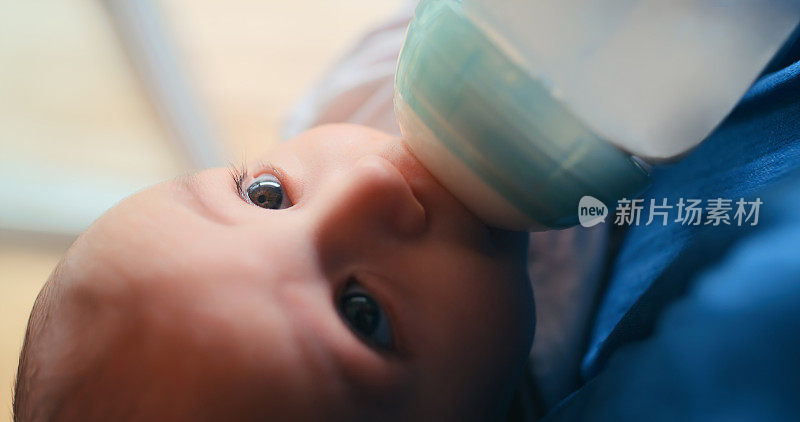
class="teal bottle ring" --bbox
[395,0,650,229]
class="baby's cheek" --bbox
[443,250,532,346]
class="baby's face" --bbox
[29,125,533,420]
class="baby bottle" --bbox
[394,0,800,230]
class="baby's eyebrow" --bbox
[173,172,236,226]
[176,171,201,190]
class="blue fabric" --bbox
[582,37,800,378]
[545,28,800,421]
[544,175,800,421]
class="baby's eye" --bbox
[246,174,291,209]
[338,283,393,351]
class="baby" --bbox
[13,124,535,421]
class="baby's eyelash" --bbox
[228,163,248,198]
[229,161,291,202]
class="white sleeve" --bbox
[282,2,417,139]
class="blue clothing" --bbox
[546,28,800,421]
[546,176,800,421]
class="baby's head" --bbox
[14,125,534,421]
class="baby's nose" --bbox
[314,155,427,241]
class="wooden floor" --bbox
[0,0,406,417]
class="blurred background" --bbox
[0,0,405,417]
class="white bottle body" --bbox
[461,0,800,160]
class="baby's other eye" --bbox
[246,174,291,209]
[338,283,394,351]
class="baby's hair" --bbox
[14,260,66,421]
